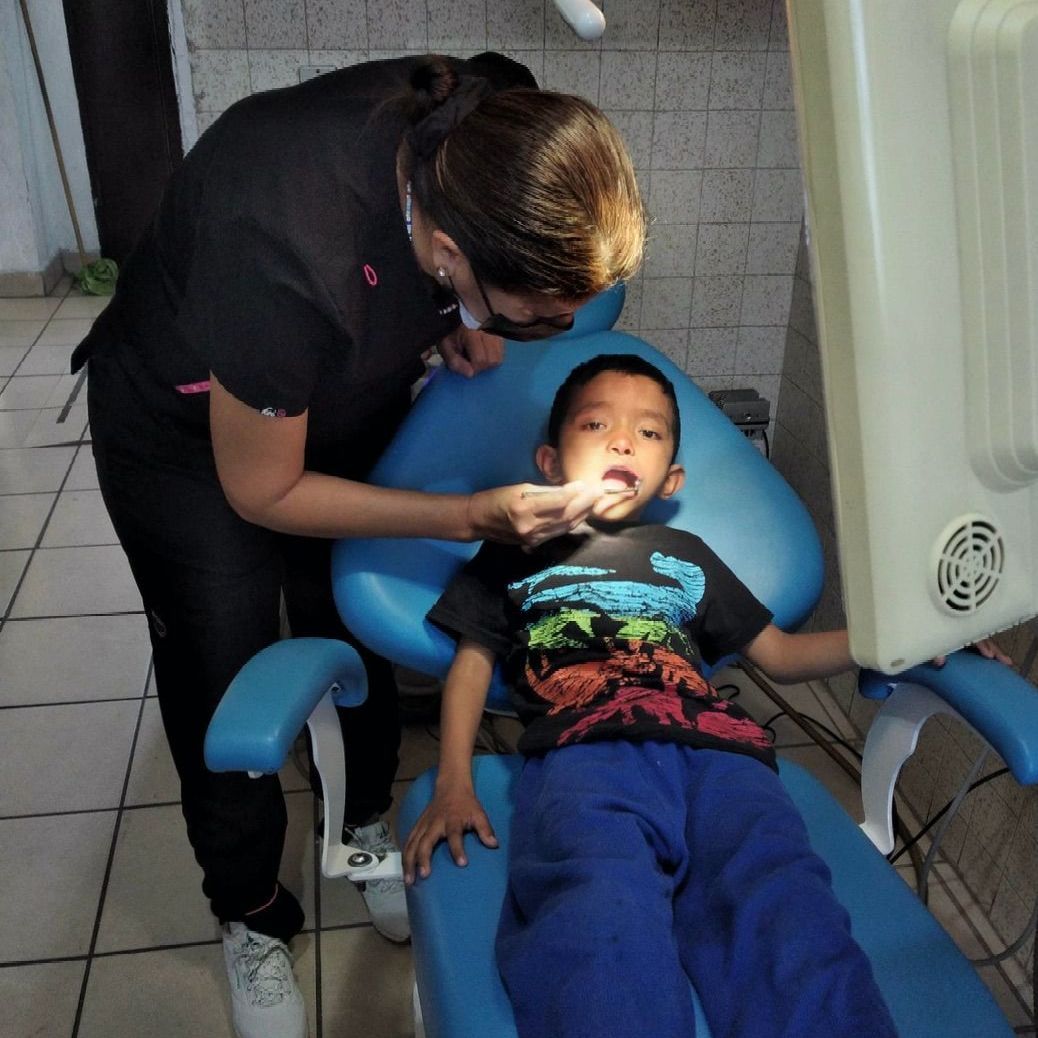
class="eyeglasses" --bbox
[453,270,575,342]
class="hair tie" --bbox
[408,75,494,160]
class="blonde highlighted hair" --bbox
[406,58,646,299]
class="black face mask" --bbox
[450,271,575,342]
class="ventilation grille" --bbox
[932,515,1004,614]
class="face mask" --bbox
[457,299,483,330]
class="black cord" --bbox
[762,429,770,458]
[886,767,1010,865]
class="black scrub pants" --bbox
[87,371,403,940]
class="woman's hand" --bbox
[468,481,604,547]
[402,784,498,884]
[438,325,505,377]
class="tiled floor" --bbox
[0,284,1032,1036]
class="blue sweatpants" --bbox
[495,741,897,1038]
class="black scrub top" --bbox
[75,54,528,477]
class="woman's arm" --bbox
[402,639,499,882]
[741,624,853,684]
[209,374,601,544]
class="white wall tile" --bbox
[543,50,602,101]
[705,110,760,167]
[605,110,655,168]
[641,277,693,328]
[367,0,427,50]
[248,50,310,93]
[695,223,749,275]
[615,278,643,331]
[182,0,246,48]
[700,168,754,221]
[602,0,661,50]
[649,170,703,224]
[715,0,772,51]
[708,52,766,109]
[489,0,544,50]
[769,0,789,51]
[690,275,743,327]
[763,49,793,108]
[308,0,368,49]
[655,51,711,109]
[245,0,307,48]
[658,0,714,51]
[428,0,487,52]
[687,327,737,376]
[751,168,804,222]
[735,324,785,374]
[740,274,793,325]
[651,111,707,168]
[746,221,800,274]
[600,51,656,110]
[309,49,370,69]
[190,50,251,112]
[645,224,697,277]
[499,50,546,84]
[642,329,688,368]
[757,108,800,168]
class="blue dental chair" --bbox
[206,287,1038,1037]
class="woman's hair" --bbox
[402,55,646,300]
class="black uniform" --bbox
[74,55,527,938]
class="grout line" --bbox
[70,659,153,1038]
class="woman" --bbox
[73,51,645,1038]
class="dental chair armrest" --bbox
[859,650,1038,786]
[204,637,368,774]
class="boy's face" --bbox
[536,371,686,521]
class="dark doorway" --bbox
[62,0,183,264]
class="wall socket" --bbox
[298,66,336,83]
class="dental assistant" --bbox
[71,50,646,1038]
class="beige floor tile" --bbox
[0,445,75,493]
[41,489,118,547]
[0,812,116,960]
[0,614,150,707]
[0,492,54,549]
[95,803,220,952]
[0,320,45,348]
[0,297,61,321]
[36,318,94,347]
[66,444,100,490]
[97,792,317,953]
[0,958,86,1037]
[0,410,39,448]
[0,374,63,410]
[15,342,77,377]
[319,927,415,1038]
[0,700,139,815]
[0,548,29,613]
[24,404,88,447]
[976,963,1033,1028]
[53,294,111,320]
[0,345,30,375]
[10,545,142,617]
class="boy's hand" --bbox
[402,784,498,884]
[932,638,1013,668]
[468,480,604,547]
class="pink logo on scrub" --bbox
[363,264,378,286]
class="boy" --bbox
[403,354,897,1037]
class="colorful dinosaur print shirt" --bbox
[428,521,776,769]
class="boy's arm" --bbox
[741,624,853,684]
[402,638,499,884]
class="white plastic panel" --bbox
[787,0,1037,672]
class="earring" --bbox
[436,266,448,280]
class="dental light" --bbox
[552,0,605,41]
[788,0,1038,672]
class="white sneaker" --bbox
[222,922,308,1038]
[346,818,410,943]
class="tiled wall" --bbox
[179,0,801,421]
[772,227,1038,992]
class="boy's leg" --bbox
[495,741,697,1038]
[673,750,897,1038]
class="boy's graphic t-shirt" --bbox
[428,521,776,769]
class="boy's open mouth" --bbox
[602,466,640,493]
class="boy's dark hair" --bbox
[547,354,681,459]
